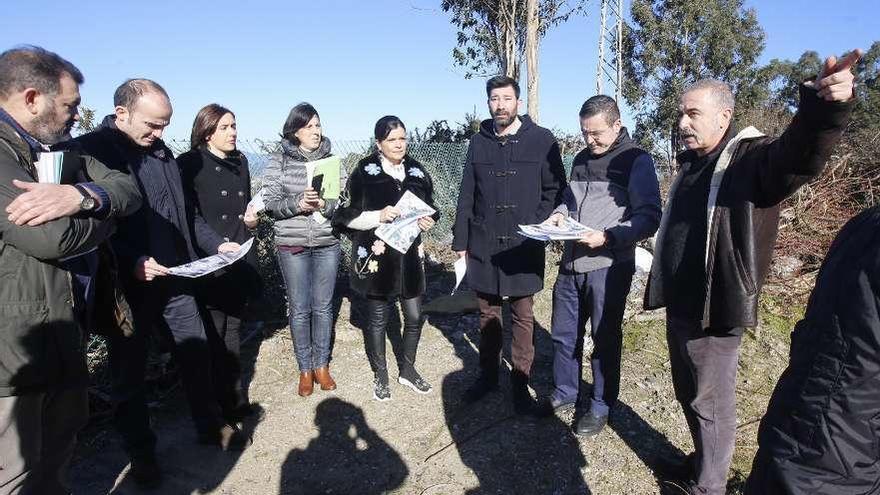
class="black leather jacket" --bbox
[645,85,853,329]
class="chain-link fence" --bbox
[165,137,580,241]
[166,138,471,244]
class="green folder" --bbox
[311,156,341,200]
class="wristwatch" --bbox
[73,184,97,212]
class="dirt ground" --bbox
[69,261,793,495]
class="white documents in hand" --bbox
[168,238,254,278]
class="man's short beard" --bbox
[493,112,515,127]
[31,103,69,145]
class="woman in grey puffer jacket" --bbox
[263,102,347,397]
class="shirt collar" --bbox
[379,153,405,169]
[0,107,49,160]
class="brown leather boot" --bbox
[298,370,314,397]
[313,366,337,391]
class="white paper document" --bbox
[168,238,254,278]
[375,191,436,254]
[36,151,64,184]
[635,246,653,273]
[451,256,467,294]
[247,189,265,212]
[516,217,596,241]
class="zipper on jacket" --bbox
[66,271,75,307]
[701,208,721,326]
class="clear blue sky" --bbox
[2,0,876,143]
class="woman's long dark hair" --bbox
[190,103,234,150]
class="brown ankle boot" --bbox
[298,370,314,397]
[313,366,337,391]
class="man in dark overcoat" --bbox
[77,79,250,488]
[452,75,566,415]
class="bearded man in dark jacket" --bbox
[648,50,861,495]
[452,75,566,415]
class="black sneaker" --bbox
[373,376,392,401]
[653,453,696,484]
[129,456,162,488]
[398,369,432,394]
[462,375,498,403]
[574,411,608,437]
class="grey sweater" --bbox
[263,137,346,248]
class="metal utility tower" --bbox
[595,0,624,100]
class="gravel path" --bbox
[70,266,789,494]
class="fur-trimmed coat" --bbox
[332,153,438,299]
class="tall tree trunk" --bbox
[500,0,519,79]
[525,0,539,121]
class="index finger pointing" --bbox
[832,49,863,73]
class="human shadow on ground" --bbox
[424,268,591,495]
[279,397,407,495]
[609,400,687,483]
[70,389,263,494]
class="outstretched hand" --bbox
[809,48,862,102]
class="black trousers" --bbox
[365,296,423,380]
[203,307,247,416]
[107,280,224,461]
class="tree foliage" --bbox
[75,105,96,135]
[622,0,765,163]
[852,41,880,142]
[412,108,483,144]
[441,0,585,79]
[758,51,822,110]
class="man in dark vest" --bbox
[647,50,860,495]
[77,79,250,488]
[452,75,566,415]
[542,95,661,434]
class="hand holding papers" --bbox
[305,156,341,224]
[307,156,341,200]
[516,216,596,241]
[168,238,254,278]
[375,191,436,254]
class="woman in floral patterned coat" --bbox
[332,116,439,401]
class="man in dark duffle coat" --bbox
[452,75,566,415]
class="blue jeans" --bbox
[550,261,634,416]
[277,244,340,371]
